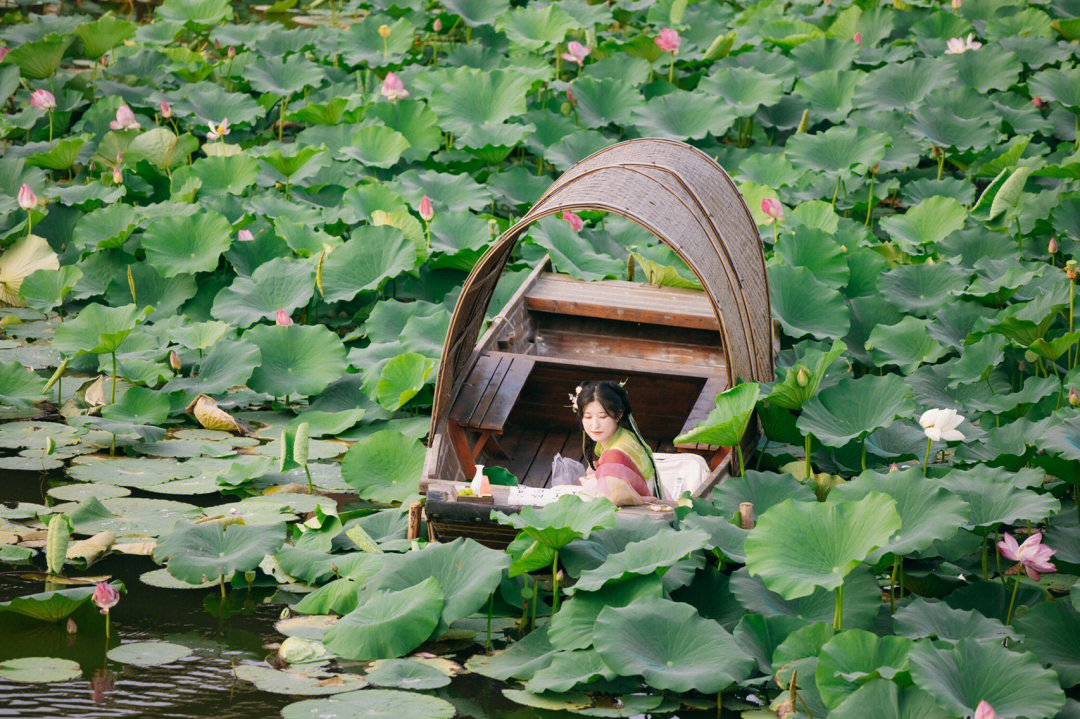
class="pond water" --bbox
[0,467,725,719]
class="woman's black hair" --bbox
[574,380,658,496]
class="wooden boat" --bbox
[419,139,776,548]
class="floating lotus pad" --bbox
[107,641,193,666]
[280,689,455,719]
[0,657,82,683]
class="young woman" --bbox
[571,380,658,501]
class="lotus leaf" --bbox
[938,472,1059,529]
[0,657,82,683]
[769,264,850,340]
[865,316,947,374]
[318,226,415,304]
[829,680,953,719]
[1014,599,1080,688]
[0,235,60,307]
[107,640,192,666]
[152,521,284,584]
[244,324,345,399]
[594,597,754,693]
[163,339,260,396]
[894,598,1014,645]
[674,382,759,449]
[280,689,455,719]
[548,574,662,651]
[0,581,122,622]
[341,429,424,504]
[496,4,576,50]
[797,374,915,447]
[786,125,889,178]
[0,361,45,408]
[631,91,735,140]
[364,659,451,690]
[524,649,614,693]
[234,664,367,695]
[322,578,443,661]
[815,629,914,710]
[2,34,73,79]
[572,527,709,593]
[766,339,847,410]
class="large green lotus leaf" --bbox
[732,614,807,675]
[3,33,73,79]
[319,226,414,304]
[339,125,409,168]
[370,538,508,634]
[711,470,816,517]
[341,429,425,504]
[441,0,509,26]
[815,629,913,710]
[908,639,1065,719]
[321,578,443,661]
[189,154,259,196]
[1029,66,1080,110]
[466,625,556,680]
[910,103,998,151]
[1014,599,1080,688]
[792,69,863,121]
[427,68,531,136]
[68,496,198,536]
[0,361,45,408]
[880,197,967,253]
[829,468,967,561]
[493,494,617,551]
[364,659,450,690]
[675,382,760,447]
[572,527,709,593]
[126,128,198,171]
[797,374,915,447]
[162,339,260,396]
[107,640,192,666]
[543,129,612,172]
[280,689,455,719]
[105,262,196,317]
[631,91,735,140]
[338,15,415,67]
[74,14,134,58]
[141,210,232,278]
[244,324,345,398]
[774,228,849,289]
[211,258,314,328]
[364,100,442,163]
[854,58,950,111]
[234,664,367,696]
[785,125,889,178]
[53,303,146,355]
[243,55,323,97]
[744,494,900,600]
[937,472,1059,529]
[68,456,196,487]
[521,218,623,281]
[699,66,786,117]
[156,0,232,26]
[769,264,849,340]
[765,339,847,411]
[389,168,492,214]
[0,582,121,622]
[865,316,947,374]
[548,574,663,651]
[594,597,754,693]
[428,210,491,270]
[523,649,614,694]
[830,680,953,719]
[949,45,1020,93]
[877,263,968,317]
[0,657,82,683]
[26,136,89,172]
[101,386,169,426]
[894,598,1014,646]
[168,320,232,352]
[287,409,365,438]
[18,265,81,315]
[173,81,266,126]
[496,4,576,50]
[568,77,644,130]
[560,515,668,577]
[375,352,434,411]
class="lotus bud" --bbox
[112,164,122,185]
[974,701,999,719]
[109,104,141,131]
[1049,237,1059,254]
[889,463,899,472]
[853,32,861,45]
[1024,350,1038,363]
[28,89,56,110]
[46,514,69,575]
[419,194,434,222]
[380,72,409,101]
[294,422,310,466]
[160,100,172,119]
[67,618,77,634]
[1070,387,1079,407]
[870,162,880,175]
[228,46,236,59]
[237,229,254,242]
[169,350,181,372]
[0,47,7,62]
[1033,96,1046,109]
[276,309,293,326]
[952,0,962,8]
[796,109,810,133]
[796,367,809,387]
[562,211,584,232]
[761,197,784,221]
[92,581,120,615]
[17,183,37,210]
[433,18,442,31]
[1018,360,1026,372]
[378,24,391,38]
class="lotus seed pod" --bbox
[796,367,809,387]
[1024,350,1038,363]
[1070,387,1079,407]
[294,422,310,466]
[378,24,391,38]
[46,514,70,576]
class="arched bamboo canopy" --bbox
[430,138,775,437]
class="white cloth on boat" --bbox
[653,452,710,501]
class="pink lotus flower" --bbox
[237,229,254,242]
[276,309,293,326]
[207,118,230,141]
[952,0,962,8]
[562,211,583,232]
[28,89,55,110]
[169,350,181,372]
[381,72,409,101]
[112,164,122,184]
[853,32,862,45]
[160,100,172,119]
[92,582,120,615]
[1033,97,1046,109]
[1049,237,1059,254]
[998,532,1057,580]
[17,184,36,211]
[433,18,443,32]
[760,197,784,222]
[945,34,982,55]
[419,194,434,222]
[110,104,141,131]
[655,28,680,54]
[561,41,591,66]
[0,47,8,62]
[974,700,998,719]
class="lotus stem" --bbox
[278,97,289,142]
[111,352,117,404]
[923,437,932,476]
[529,575,538,630]
[832,583,843,632]
[1069,280,1075,369]
[551,549,560,612]
[736,444,744,477]
[48,111,53,144]
[1005,572,1020,625]
[865,176,874,226]
[104,613,110,642]
[668,54,675,84]
[935,149,944,180]
[486,596,493,653]
[981,534,989,580]
[889,557,898,613]
[860,441,866,471]
[831,176,841,205]
[804,433,812,480]
[771,221,778,245]
[303,465,313,494]
[220,575,227,599]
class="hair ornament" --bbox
[569,385,582,413]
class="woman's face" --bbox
[581,400,619,446]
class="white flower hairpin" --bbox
[568,385,582,413]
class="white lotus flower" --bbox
[919,408,965,442]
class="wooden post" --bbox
[407,500,422,540]
[739,502,755,530]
